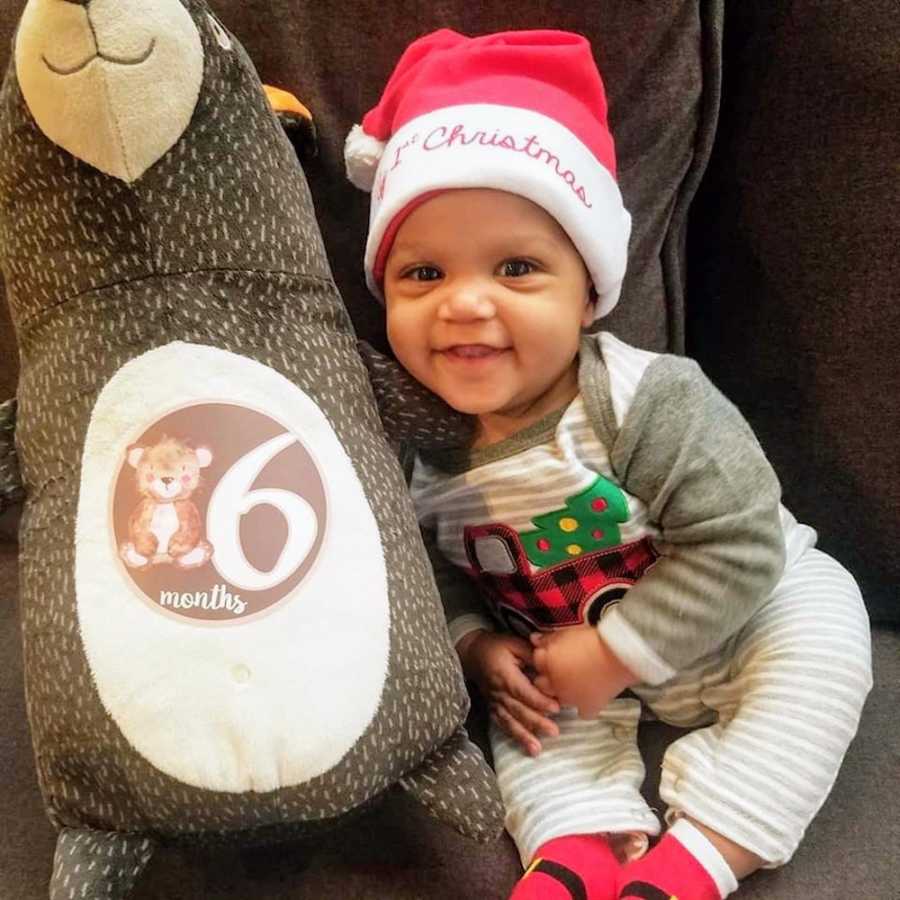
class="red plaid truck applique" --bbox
[463,521,658,635]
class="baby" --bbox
[345,29,872,900]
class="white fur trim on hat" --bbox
[364,103,631,319]
[344,124,386,192]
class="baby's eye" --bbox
[499,259,535,277]
[405,265,442,282]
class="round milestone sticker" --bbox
[111,402,326,624]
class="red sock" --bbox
[617,831,729,900]
[510,834,620,900]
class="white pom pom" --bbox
[344,123,385,192]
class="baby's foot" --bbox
[510,834,619,900]
[618,821,738,900]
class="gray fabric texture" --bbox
[356,340,476,449]
[0,396,22,510]
[50,829,157,900]
[590,350,785,670]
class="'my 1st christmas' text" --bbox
[422,124,593,208]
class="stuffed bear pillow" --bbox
[0,2,502,897]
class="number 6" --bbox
[206,433,317,592]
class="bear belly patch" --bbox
[150,503,179,555]
[75,342,390,793]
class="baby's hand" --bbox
[531,625,638,718]
[457,630,560,756]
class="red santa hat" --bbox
[344,28,631,319]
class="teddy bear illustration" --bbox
[120,436,214,570]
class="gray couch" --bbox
[1,1,897,897]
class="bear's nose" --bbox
[161,477,174,486]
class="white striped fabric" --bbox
[492,545,871,866]
[492,703,658,866]
[654,547,872,864]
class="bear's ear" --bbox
[195,447,213,468]
[127,446,145,468]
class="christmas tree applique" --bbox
[519,474,630,568]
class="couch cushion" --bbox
[686,2,900,623]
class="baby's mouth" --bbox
[442,344,508,360]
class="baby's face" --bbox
[383,189,593,442]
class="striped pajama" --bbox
[493,542,872,867]
[413,332,872,868]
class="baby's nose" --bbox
[440,281,496,321]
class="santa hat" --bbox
[344,28,631,319]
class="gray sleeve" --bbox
[422,527,495,647]
[602,355,786,678]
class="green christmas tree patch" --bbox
[519,474,629,568]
